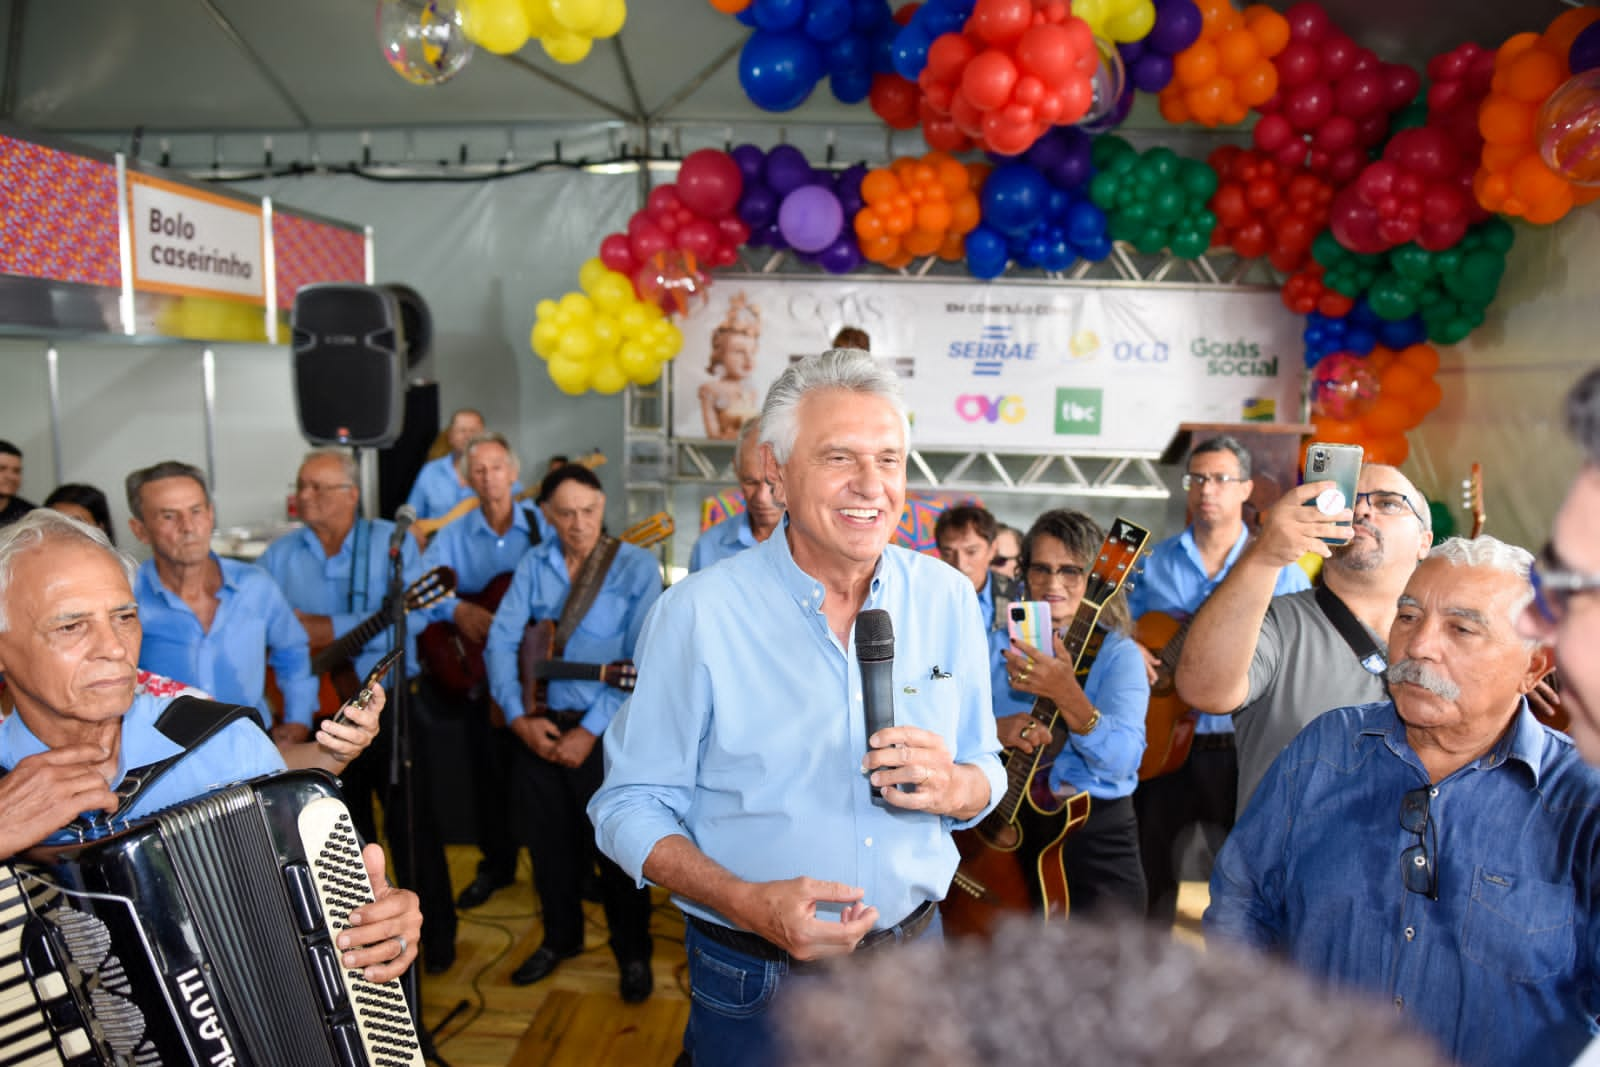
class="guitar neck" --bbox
[312,610,389,677]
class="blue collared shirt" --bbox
[404,454,470,519]
[417,505,550,626]
[1206,700,1600,1067]
[1125,524,1310,734]
[991,627,1149,799]
[485,538,662,735]
[590,525,1006,931]
[0,673,286,836]
[134,557,318,729]
[688,512,761,573]
[256,519,424,682]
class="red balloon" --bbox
[893,1,921,26]
[869,72,921,129]
[1355,159,1397,202]
[1390,127,1456,179]
[628,215,672,263]
[1275,42,1322,89]
[1284,82,1334,129]
[599,232,635,275]
[1284,1,1329,43]
[646,185,683,220]
[950,90,987,136]
[1312,114,1358,152]
[1016,22,1084,85]
[1319,35,1359,81]
[962,48,1020,111]
[923,32,976,85]
[969,0,1032,46]
[1252,112,1297,152]
[1212,183,1251,227]
[1329,186,1386,253]
[717,216,751,247]
[1323,147,1366,186]
[982,112,1038,155]
[1334,69,1384,118]
[1232,221,1270,258]
[921,101,973,152]
[677,149,744,219]
[676,218,720,261]
[1383,63,1421,109]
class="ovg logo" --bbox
[1054,388,1103,436]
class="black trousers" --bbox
[1133,737,1238,922]
[339,681,457,953]
[455,687,521,883]
[511,731,653,964]
[1059,793,1147,916]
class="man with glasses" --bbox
[1206,536,1600,1067]
[1178,463,1432,815]
[1127,436,1309,923]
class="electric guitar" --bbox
[410,450,606,542]
[1132,610,1199,781]
[941,517,1150,938]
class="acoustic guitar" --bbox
[416,510,675,700]
[308,566,455,697]
[518,617,638,723]
[410,450,606,542]
[941,517,1150,938]
[1132,610,1199,781]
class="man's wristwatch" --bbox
[1070,707,1102,736]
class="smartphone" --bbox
[332,648,402,725]
[1007,600,1056,657]
[1303,442,1363,544]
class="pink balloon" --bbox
[677,149,745,219]
[599,232,636,274]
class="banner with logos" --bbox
[671,276,1303,453]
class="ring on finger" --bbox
[395,935,408,958]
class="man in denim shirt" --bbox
[1207,537,1600,1067]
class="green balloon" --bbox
[1149,186,1186,225]
[1390,244,1434,282]
[1179,161,1220,200]
[1089,172,1120,210]
[1145,147,1179,181]
[1134,226,1167,255]
[1478,217,1516,254]
[1428,501,1457,544]
[1368,280,1418,321]
[1313,231,1347,268]
[1123,200,1152,225]
[1171,230,1209,259]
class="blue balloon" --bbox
[965,225,1009,280]
[981,163,1050,238]
[1344,327,1377,355]
[740,31,824,112]
[830,66,872,105]
[806,0,854,42]
[889,26,931,80]
[1573,20,1600,74]
[825,33,868,76]
[852,0,892,32]
[1377,315,1426,349]
[1076,232,1113,262]
[752,0,806,32]
[1065,200,1108,246]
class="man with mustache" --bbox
[1177,463,1432,814]
[1205,537,1600,1067]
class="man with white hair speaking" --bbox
[1206,536,1600,1067]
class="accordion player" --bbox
[3,769,425,1066]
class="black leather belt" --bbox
[688,900,935,973]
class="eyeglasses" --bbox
[1399,786,1438,901]
[1182,472,1246,490]
[1354,490,1425,523]
[1529,545,1600,623]
[992,554,1016,567]
[1025,562,1086,585]
[295,481,354,494]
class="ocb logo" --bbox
[1054,388,1103,436]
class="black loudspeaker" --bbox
[290,283,405,448]
[378,382,441,519]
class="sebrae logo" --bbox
[1054,387,1103,436]
[946,324,1039,377]
[1190,336,1279,377]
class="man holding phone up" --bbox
[1176,461,1432,815]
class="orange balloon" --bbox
[1159,91,1193,124]
[937,232,967,261]
[706,0,751,11]
[885,204,915,236]
[1365,346,1396,374]
[1478,96,1535,145]
[1235,59,1278,107]
[1215,29,1260,76]
[861,234,901,263]
[1379,362,1427,398]
[1196,0,1231,28]
[1175,41,1220,88]
[1502,47,1565,105]
[1510,154,1573,210]
[950,192,982,233]
[1481,141,1526,170]
[903,227,943,257]
[1543,6,1600,57]
[1245,6,1290,56]
[1411,377,1443,417]
[1309,416,1363,445]
[861,169,901,204]
[1219,100,1251,125]
[854,210,885,241]
[1491,33,1542,85]
[1188,78,1233,124]
[1397,343,1440,376]
[916,200,953,232]
[965,160,994,186]
[883,249,915,270]
[1362,395,1412,437]
[935,155,969,197]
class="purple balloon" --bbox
[817,233,864,274]
[1024,130,1069,173]
[778,185,845,253]
[1119,39,1147,63]
[1148,0,1202,57]
[1046,129,1094,189]
[1573,21,1600,74]
[765,144,816,196]
[1132,52,1175,93]
[738,183,780,228]
[835,163,868,217]
[731,143,767,182]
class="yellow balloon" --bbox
[589,0,626,39]
[548,356,592,395]
[616,302,652,337]
[549,0,604,34]
[590,354,629,395]
[589,272,635,314]
[652,320,684,361]
[531,318,562,359]
[591,315,621,352]
[536,297,558,318]
[521,0,555,35]
[578,257,610,294]
[618,340,661,385]
[462,0,530,54]
[1104,0,1155,43]
[558,321,599,362]
[557,290,595,321]
[541,30,593,64]
[1073,0,1109,36]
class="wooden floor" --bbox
[417,845,1214,1067]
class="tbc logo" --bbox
[955,395,1026,424]
[1054,388,1103,436]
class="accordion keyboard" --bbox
[0,865,96,1066]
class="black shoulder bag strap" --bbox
[523,506,543,547]
[1314,584,1388,677]
[553,536,621,657]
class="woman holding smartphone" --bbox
[991,509,1151,915]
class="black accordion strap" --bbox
[99,696,267,824]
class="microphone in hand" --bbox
[856,609,897,800]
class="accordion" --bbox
[1,770,424,1066]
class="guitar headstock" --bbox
[606,662,639,691]
[407,566,457,611]
[1461,462,1485,538]
[622,511,675,549]
[1085,518,1151,607]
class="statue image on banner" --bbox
[697,292,762,440]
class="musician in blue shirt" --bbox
[1207,538,1600,1067]
[125,461,319,744]
[0,510,420,984]
[934,503,1018,670]
[688,420,781,573]
[416,432,548,911]
[1125,435,1309,923]
[259,448,456,974]
[591,350,1004,1067]
[404,408,483,520]
[486,464,661,1002]
[994,509,1150,915]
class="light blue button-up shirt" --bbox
[1207,700,1600,1067]
[417,505,550,626]
[404,454,470,519]
[134,557,318,730]
[590,525,1006,931]
[485,537,662,735]
[688,512,760,573]
[1125,523,1311,734]
[0,672,286,836]
[257,518,423,683]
